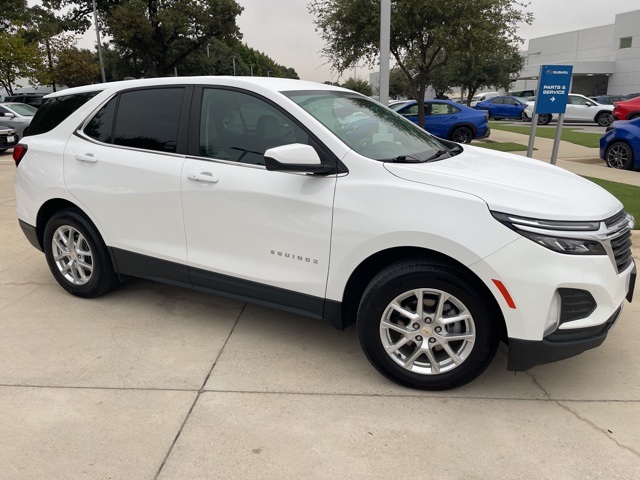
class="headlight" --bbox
[492,212,607,255]
[517,231,607,255]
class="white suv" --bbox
[13,77,636,390]
[523,93,614,126]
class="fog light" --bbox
[544,291,561,336]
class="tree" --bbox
[452,40,525,105]
[0,0,27,33]
[0,29,42,95]
[388,67,412,99]
[310,0,531,125]
[61,0,244,77]
[342,77,372,95]
[54,47,101,87]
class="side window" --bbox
[449,105,461,114]
[199,88,308,165]
[401,105,419,116]
[430,103,450,115]
[490,98,502,105]
[23,92,99,136]
[113,88,184,153]
[84,97,117,143]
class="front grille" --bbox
[611,229,633,272]
[605,210,627,228]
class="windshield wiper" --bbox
[424,149,450,162]
[447,144,463,156]
[387,155,424,163]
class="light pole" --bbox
[250,65,253,76]
[232,56,236,76]
[379,0,390,105]
[206,43,210,58]
[92,0,106,83]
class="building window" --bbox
[620,37,632,49]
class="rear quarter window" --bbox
[26,92,100,137]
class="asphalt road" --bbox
[1,151,639,479]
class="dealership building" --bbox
[513,9,640,96]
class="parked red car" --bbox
[612,96,640,120]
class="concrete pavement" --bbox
[1,150,639,479]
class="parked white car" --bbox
[13,77,636,390]
[523,93,614,126]
[470,91,499,108]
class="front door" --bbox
[181,87,336,312]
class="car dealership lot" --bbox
[1,152,639,479]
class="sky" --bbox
[234,0,640,83]
[76,0,640,83]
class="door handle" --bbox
[187,172,219,183]
[75,153,98,163]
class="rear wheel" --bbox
[605,141,634,170]
[520,111,529,122]
[43,209,120,297]
[537,114,552,125]
[450,126,474,144]
[357,259,499,390]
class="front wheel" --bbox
[605,141,634,170]
[450,126,474,144]
[520,111,529,122]
[43,209,120,297]
[596,112,614,127]
[357,259,500,390]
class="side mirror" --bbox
[264,143,332,174]
[2,112,15,118]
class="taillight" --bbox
[13,144,27,166]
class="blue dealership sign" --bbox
[535,65,573,115]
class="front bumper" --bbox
[507,305,623,371]
[506,261,635,371]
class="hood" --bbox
[384,145,623,221]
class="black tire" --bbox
[605,141,634,170]
[596,112,613,127]
[450,126,474,144]
[520,111,529,122]
[357,259,500,390]
[43,209,119,298]
[537,114,552,125]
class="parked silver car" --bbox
[0,102,37,140]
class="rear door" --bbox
[64,87,191,275]
[566,95,597,121]
[424,102,458,138]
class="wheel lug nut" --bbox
[413,323,420,329]
[425,317,432,324]
[415,335,423,342]
[435,327,442,333]
[429,338,436,344]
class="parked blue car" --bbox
[392,100,490,143]
[600,117,640,169]
[475,96,527,120]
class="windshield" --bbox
[285,90,443,161]
[7,103,37,116]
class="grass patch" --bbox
[489,122,602,148]
[473,141,529,152]
[584,176,640,227]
